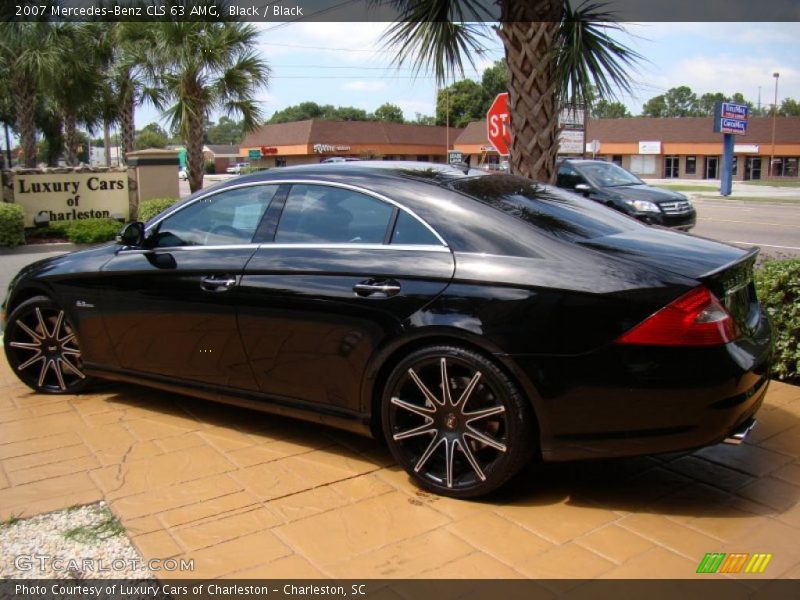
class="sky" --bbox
[129,21,799,130]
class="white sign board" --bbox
[638,141,662,155]
[559,130,584,154]
[13,172,128,227]
[559,108,585,128]
[586,139,601,154]
[734,144,760,153]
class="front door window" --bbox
[664,156,679,178]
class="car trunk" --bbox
[579,228,761,333]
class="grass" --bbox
[743,180,800,188]
[63,507,125,543]
[653,184,717,192]
[1,514,22,527]
[694,195,800,204]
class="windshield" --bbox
[449,175,641,242]
[576,162,643,187]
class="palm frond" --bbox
[554,0,642,108]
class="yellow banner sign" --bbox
[13,172,129,227]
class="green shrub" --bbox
[0,203,25,247]
[138,197,179,222]
[204,160,215,174]
[50,218,122,244]
[755,259,800,382]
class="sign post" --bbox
[714,102,749,197]
[487,93,510,157]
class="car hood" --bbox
[578,227,749,281]
[605,184,688,204]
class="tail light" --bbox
[617,286,739,346]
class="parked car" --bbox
[320,157,360,163]
[556,159,696,231]
[2,162,770,498]
[226,162,250,175]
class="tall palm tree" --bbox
[382,0,640,181]
[0,23,61,167]
[152,21,270,192]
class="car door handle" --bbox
[353,281,401,298]
[200,276,237,291]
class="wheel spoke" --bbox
[16,320,45,342]
[59,357,85,380]
[17,353,44,372]
[444,437,454,488]
[51,310,65,340]
[465,426,507,453]
[9,341,41,351]
[393,421,435,441]
[457,437,486,482]
[52,360,66,391]
[35,307,49,338]
[464,405,506,423]
[38,358,54,387]
[408,368,442,407]
[440,358,452,406]
[414,434,444,473]
[391,396,436,418]
[455,371,482,409]
[57,330,75,345]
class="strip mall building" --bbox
[240,120,462,167]
[454,117,800,180]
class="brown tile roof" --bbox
[241,119,462,147]
[455,117,800,146]
[587,117,800,144]
[204,144,240,155]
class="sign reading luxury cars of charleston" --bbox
[12,171,128,227]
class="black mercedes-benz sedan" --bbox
[556,159,697,231]
[2,162,771,498]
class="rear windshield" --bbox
[450,175,641,241]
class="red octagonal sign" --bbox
[487,92,510,156]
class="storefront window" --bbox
[612,155,622,166]
[630,155,656,175]
[732,156,738,176]
[685,156,696,175]
[772,157,799,177]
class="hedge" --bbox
[49,218,122,244]
[138,197,180,222]
[0,203,25,247]
[755,259,800,382]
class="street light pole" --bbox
[770,72,779,178]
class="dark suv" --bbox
[556,159,696,231]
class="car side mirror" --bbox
[117,221,145,247]
[574,183,591,195]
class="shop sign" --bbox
[638,141,661,155]
[559,130,584,154]
[559,107,585,129]
[734,144,760,153]
[248,149,262,159]
[14,171,128,227]
[714,102,749,135]
[313,144,351,153]
[448,151,463,165]
[260,147,278,154]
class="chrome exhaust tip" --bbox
[723,418,756,445]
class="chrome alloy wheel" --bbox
[387,354,512,493]
[6,301,86,393]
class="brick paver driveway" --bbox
[1,356,799,580]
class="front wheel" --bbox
[4,295,95,394]
[381,346,536,498]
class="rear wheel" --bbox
[381,346,535,498]
[4,296,95,394]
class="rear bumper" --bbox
[511,313,772,462]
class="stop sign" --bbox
[487,92,510,156]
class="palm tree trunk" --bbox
[15,76,38,168]
[498,1,562,182]
[498,21,560,182]
[63,110,79,166]
[186,110,205,193]
[104,119,112,165]
[119,90,135,165]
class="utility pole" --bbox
[770,72,779,178]
[757,86,761,114]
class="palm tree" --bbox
[0,23,61,167]
[151,21,270,192]
[382,0,640,181]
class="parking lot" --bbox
[1,355,800,581]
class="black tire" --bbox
[381,345,536,498]
[4,295,95,394]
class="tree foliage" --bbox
[373,103,405,123]
[591,99,630,118]
[206,116,244,144]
